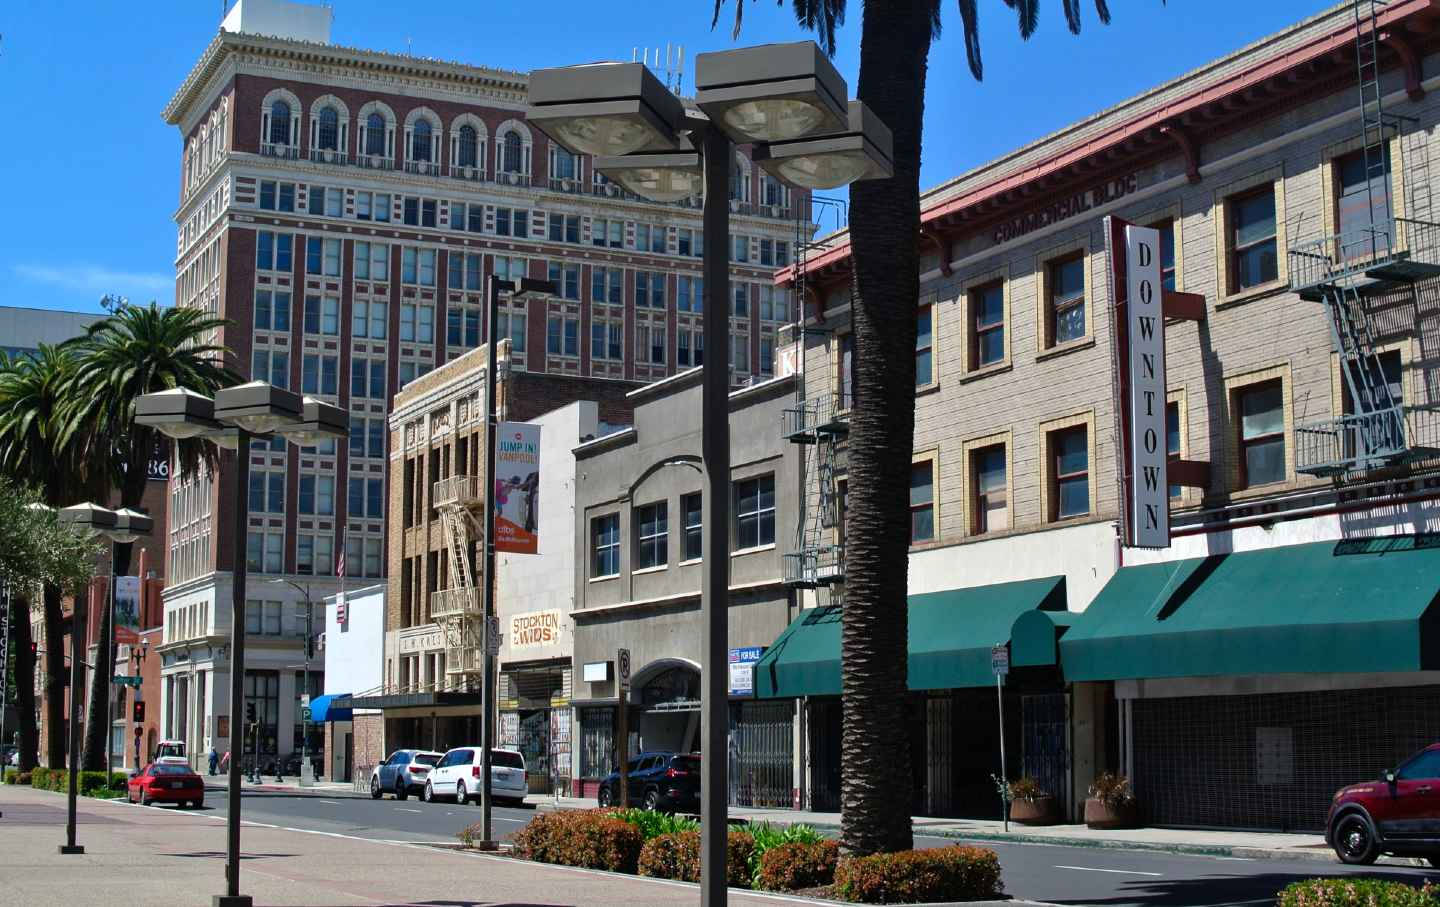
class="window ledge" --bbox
[915,382,941,398]
[1216,279,1289,310]
[678,558,703,567]
[1035,336,1096,363]
[731,543,776,558]
[959,361,1013,384]
[588,574,619,584]
[632,564,667,576]
[1045,513,1095,527]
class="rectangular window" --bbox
[296,535,314,575]
[759,238,774,266]
[910,460,935,543]
[677,329,694,367]
[1336,146,1392,253]
[591,514,620,578]
[972,445,1007,533]
[1051,426,1089,519]
[1049,254,1086,345]
[419,249,436,287]
[546,262,579,300]
[677,228,694,257]
[355,191,372,221]
[249,470,285,514]
[251,349,289,388]
[732,333,749,373]
[732,234,749,263]
[497,310,525,352]
[364,537,382,577]
[839,333,854,406]
[260,181,276,211]
[1166,401,1183,499]
[915,305,933,387]
[682,492,702,561]
[634,502,668,570]
[734,475,775,550]
[253,289,291,333]
[1152,219,1177,292]
[421,199,436,228]
[256,232,292,272]
[547,316,579,357]
[971,281,1004,368]
[732,283,749,318]
[591,319,622,361]
[1230,187,1278,291]
[1237,379,1285,487]
[495,208,511,236]
[759,336,774,376]
[403,197,419,226]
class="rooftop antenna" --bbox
[677,44,685,93]
[406,36,412,56]
[632,47,638,63]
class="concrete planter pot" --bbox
[1084,797,1140,829]
[1010,795,1060,826]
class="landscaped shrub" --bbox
[3,768,16,784]
[16,772,31,786]
[606,807,700,840]
[833,845,1003,904]
[510,810,644,873]
[636,830,754,887]
[757,839,841,891]
[44,768,69,792]
[746,821,826,887]
[1277,879,1440,907]
[79,770,112,796]
[30,766,50,789]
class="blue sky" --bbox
[0,0,1325,314]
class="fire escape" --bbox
[432,475,485,688]
[1290,0,1440,477]
[782,199,851,596]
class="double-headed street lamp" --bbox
[528,42,892,905]
[54,502,152,855]
[137,382,346,907]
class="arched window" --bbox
[365,113,386,157]
[552,146,576,180]
[457,126,478,168]
[317,106,339,151]
[731,156,751,203]
[501,131,523,174]
[412,120,432,162]
[269,100,291,146]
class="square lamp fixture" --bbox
[753,100,894,190]
[528,62,687,157]
[135,387,220,439]
[594,131,703,203]
[695,42,849,143]
[213,381,304,436]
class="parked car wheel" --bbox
[456,781,469,806]
[423,780,435,803]
[395,778,408,801]
[597,786,612,808]
[370,776,382,800]
[1332,813,1379,865]
[643,788,661,811]
[194,799,204,809]
[140,789,151,807]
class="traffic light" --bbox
[245,702,256,725]
[132,700,145,724]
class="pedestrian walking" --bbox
[219,749,230,774]
[208,746,219,776]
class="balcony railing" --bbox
[495,171,532,188]
[356,154,394,171]
[405,160,442,177]
[449,164,488,182]
[1296,407,1440,477]
[548,177,587,195]
[309,148,349,166]
[783,545,845,588]
[1289,219,1440,297]
[430,588,481,620]
[433,475,482,509]
[783,393,852,441]
[259,143,300,160]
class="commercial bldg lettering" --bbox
[992,174,1139,244]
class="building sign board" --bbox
[728,647,765,696]
[992,174,1139,244]
[509,609,561,651]
[1125,224,1169,548]
[114,576,141,645]
[582,661,611,683]
[991,645,1009,677]
[495,421,540,554]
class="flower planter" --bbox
[1009,795,1060,826]
[1084,797,1139,829]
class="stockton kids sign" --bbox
[495,421,540,554]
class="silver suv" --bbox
[369,749,443,800]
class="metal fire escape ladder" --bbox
[1289,0,1440,477]
[435,491,483,685]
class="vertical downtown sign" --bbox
[495,422,541,554]
[1124,224,1169,548]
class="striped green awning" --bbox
[1060,537,1440,681]
[753,576,1068,698]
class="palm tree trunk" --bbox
[839,0,932,857]
[83,542,131,772]
[43,584,65,768]
[12,592,40,772]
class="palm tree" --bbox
[714,0,1124,856]
[65,302,235,770]
[0,346,102,769]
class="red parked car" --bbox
[1326,744,1440,865]
[128,762,205,808]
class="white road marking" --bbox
[1212,856,1256,862]
[396,808,422,813]
[1055,864,1163,877]
[316,799,341,805]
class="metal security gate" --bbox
[730,700,794,807]
[1133,684,1440,831]
[807,698,842,811]
[1021,693,1070,810]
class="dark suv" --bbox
[597,752,701,812]
[1327,744,1440,865]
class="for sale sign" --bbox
[495,422,540,554]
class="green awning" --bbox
[1011,608,1076,668]
[1060,537,1440,681]
[754,576,1068,698]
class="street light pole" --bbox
[60,586,87,855]
[270,578,313,786]
[223,429,252,906]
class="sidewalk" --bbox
[537,797,1363,866]
[2,782,1039,907]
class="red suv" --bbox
[1327,744,1440,865]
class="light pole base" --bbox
[473,839,500,851]
[58,844,85,855]
[212,895,253,907]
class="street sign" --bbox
[113,675,142,688]
[486,615,502,655]
[301,707,312,721]
[617,648,631,690]
[300,693,311,708]
[990,645,1009,677]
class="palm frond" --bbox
[1063,0,1082,33]
[1008,0,1038,39]
[958,0,983,80]
[1094,0,1111,25]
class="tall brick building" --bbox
[157,0,803,770]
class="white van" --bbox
[422,747,527,806]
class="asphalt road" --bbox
[168,787,1440,906]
